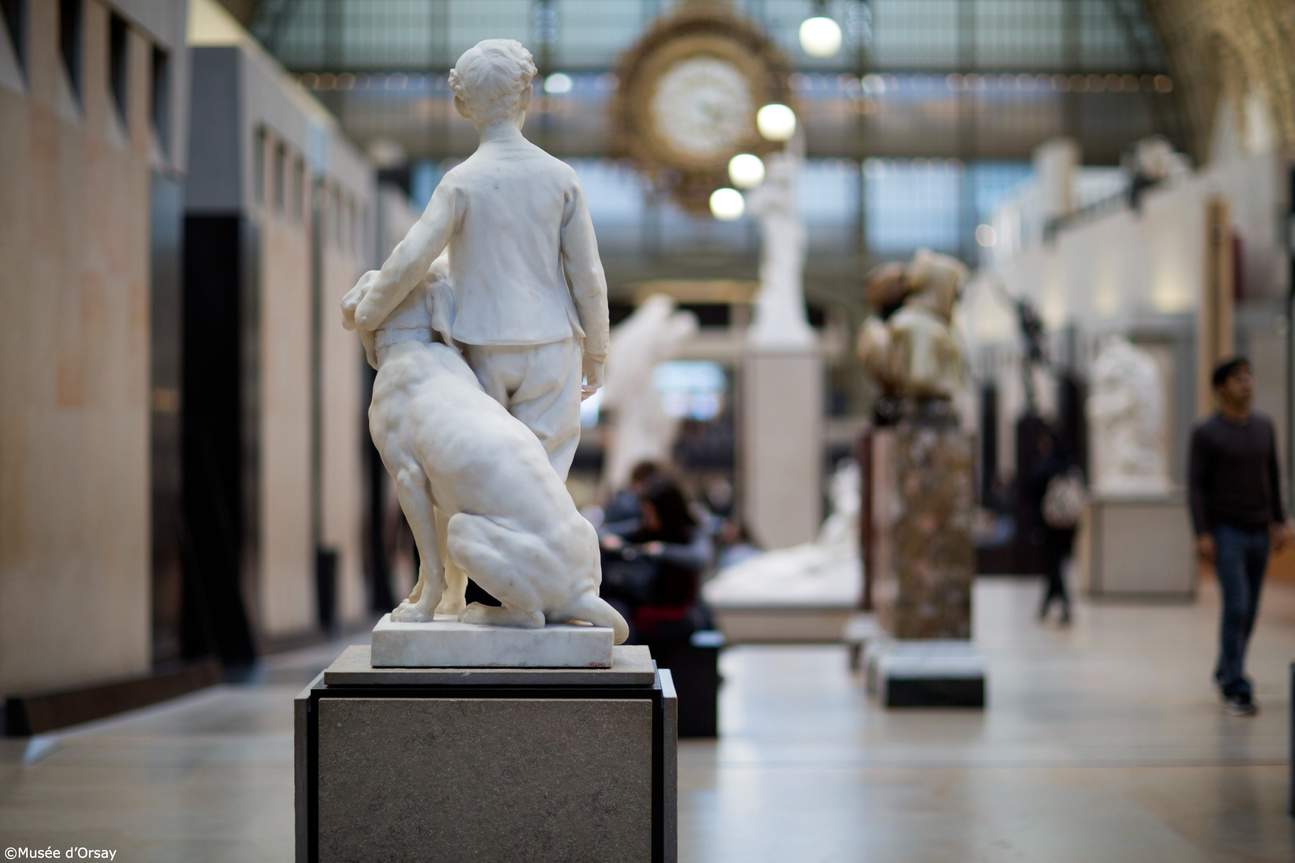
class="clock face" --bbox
[613,7,793,213]
[649,56,755,163]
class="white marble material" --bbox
[341,274,628,643]
[370,615,615,668]
[706,461,861,608]
[866,639,986,702]
[746,132,815,348]
[1088,334,1170,494]
[328,644,654,683]
[339,39,627,647]
[353,38,608,480]
[858,249,969,401]
[600,294,698,490]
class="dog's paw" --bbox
[391,603,435,623]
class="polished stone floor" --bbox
[2,579,1293,862]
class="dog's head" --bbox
[422,253,457,349]
[341,255,458,370]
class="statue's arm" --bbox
[355,182,459,331]
[560,180,610,361]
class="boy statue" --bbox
[353,38,608,480]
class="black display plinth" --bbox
[651,629,723,738]
[295,645,677,862]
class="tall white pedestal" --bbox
[740,348,823,549]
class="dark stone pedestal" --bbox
[295,645,677,862]
[650,630,723,738]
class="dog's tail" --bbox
[559,592,629,645]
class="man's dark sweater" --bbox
[1188,412,1286,535]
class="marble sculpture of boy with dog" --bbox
[343,38,624,642]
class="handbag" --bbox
[1043,469,1086,529]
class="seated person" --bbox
[601,475,713,642]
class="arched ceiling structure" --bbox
[1145,0,1295,160]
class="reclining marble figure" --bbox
[341,260,629,643]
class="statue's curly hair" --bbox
[449,40,536,123]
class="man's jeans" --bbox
[1213,525,1270,699]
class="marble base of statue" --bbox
[371,614,615,668]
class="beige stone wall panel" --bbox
[320,215,367,625]
[0,0,162,693]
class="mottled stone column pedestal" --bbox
[295,645,677,862]
[867,418,985,708]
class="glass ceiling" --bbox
[253,0,1168,74]
[245,0,1178,274]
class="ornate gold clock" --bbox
[613,5,794,214]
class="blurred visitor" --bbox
[600,474,713,645]
[1030,425,1083,624]
[601,460,662,537]
[1189,357,1292,716]
[714,519,762,570]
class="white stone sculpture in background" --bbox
[342,264,628,642]
[1132,135,1190,184]
[344,39,625,643]
[858,249,970,401]
[704,459,862,607]
[745,131,815,348]
[1088,335,1169,494]
[600,295,699,491]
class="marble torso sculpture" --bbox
[344,39,625,642]
[745,133,815,348]
[858,249,969,402]
[1088,335,1169,493]
[600,294,698,491]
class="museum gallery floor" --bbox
[2,580,1293,862]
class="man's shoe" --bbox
[1224,694,1258,716]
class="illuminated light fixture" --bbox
[709,187,745,221]
[975,224,997,248]
[756,103,797,141]
[799,16,842,58]
[728,153,766,189]
[861,73,886,94]
[543,72,573,95]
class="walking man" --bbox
[1188,357,1291,715]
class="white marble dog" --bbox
[342,260,628,643]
